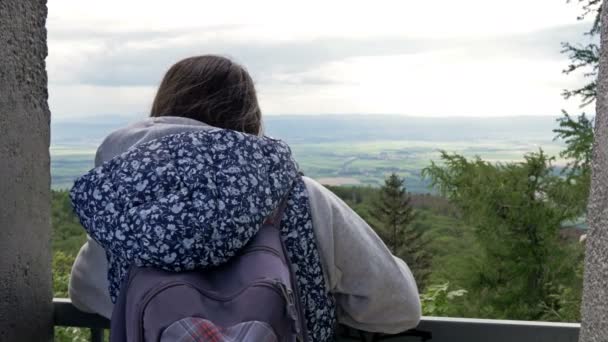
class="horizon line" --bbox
[52,112,588,123]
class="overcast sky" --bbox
[47,0,596,120]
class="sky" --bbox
[47,0,597,120]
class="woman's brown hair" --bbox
[150,55,262,135]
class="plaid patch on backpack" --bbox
[161,318,278,342]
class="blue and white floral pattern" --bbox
[70,129,336,342]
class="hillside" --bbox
[51,115,565,190]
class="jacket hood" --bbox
[70,127,299,271]
[94,116,214,167]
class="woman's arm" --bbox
[303,177,421,334]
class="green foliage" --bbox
[554,111,594,173]
[542,287,583,323]
[537,2,600,322]
[327,184,465,293]
[561,43,599,106]
[51,190,92,342]
[538,240,585,322]
[368,174,432,288]
[52,190,87,253]
[422,151,581,319]
[540,283,582,322]
[562,0,601,106]
[54,326,91,342]
[421,282,467,316]
[53,250,92,342]
[556,0,600,212]
[53,251,74,297]
[371,174,417,252]
[553,111,594,214]
[414,1,596,315]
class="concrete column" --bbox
[579,6,608,342]
[0,1,53,341]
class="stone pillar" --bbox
[0,1,53,341]
[579,6,608,342]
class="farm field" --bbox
[52,137,564,192]
[51,115,565,192]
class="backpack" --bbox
[109,198,308,342]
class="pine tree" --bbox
[553,0,601,215]
[371,173,430,288]
[561,0,601,106]
[422,150,582,319]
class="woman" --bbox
[69,55,421,341]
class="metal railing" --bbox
[53,298,580,342]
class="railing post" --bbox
[580,4,608,342]
[0,1,53,342]
[90,328,104,342]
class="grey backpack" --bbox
[109,199,308,342]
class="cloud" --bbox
[48,31,435,87]
[48,22,593,89]
[48,84,156,119]
[46,0,597,118]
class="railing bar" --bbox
[52,298,580,342]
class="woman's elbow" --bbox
[390,269,422,331]
[390,292,422,333]
[403,296,422,329]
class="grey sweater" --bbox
[68,116,421,333]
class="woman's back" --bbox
[69,56,421,341]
